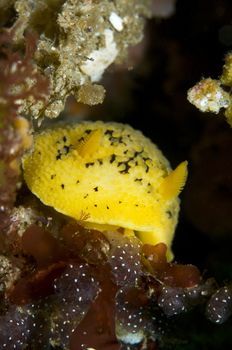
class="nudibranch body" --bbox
[22,121,187,259]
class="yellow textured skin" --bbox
[22,121,187,259]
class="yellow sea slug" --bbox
[22,121,187,260]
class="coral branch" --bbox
[188,52,232,126]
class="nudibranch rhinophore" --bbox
[22,121,187,260]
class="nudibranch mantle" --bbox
[22,121,187,259]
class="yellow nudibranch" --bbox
[22,121,188,260]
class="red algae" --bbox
[157,264,201,288]
[22,224,65,267]
[142,243,201,288]
[60,222,110,264]
[142,243,168,264]
[0,30,49,211]
[8,262,66,305]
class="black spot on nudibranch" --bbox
[142,156,152,173]
[56,144,72,160]
[104,129,114,137]
[135,178,142,182]
[56,150,62,160]
[51,174,56,179]
[85,129,92,134]
[94,204,97,207]
[97,159,103,165]
[63,145,70,154]
[76,180,80,184]
[63,136,67,142]
[134,150,143,157]
[105,129,126,145]
[93,186,98,192]
[107,206,109,209]
[110,154,116,163]
[166,210,173,218]
[116,136,125,144]
[85,162,95,168]
[84,194,88,199]
[118,161,131,174]
[61,184,65,189]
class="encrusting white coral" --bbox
[188,52,232,126]
[7,0,152,121]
